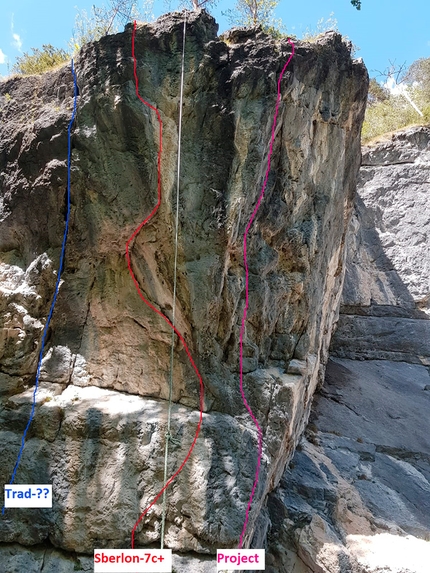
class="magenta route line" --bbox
[238,39,295,548]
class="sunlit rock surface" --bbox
[0,9,367,571]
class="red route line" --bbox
[238,39,295,549]
[128,20,204,550]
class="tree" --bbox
[12,45,69,75]
[223,0,284,35]
[372,59,427,117]
[362,56,430,143]
[367,78,390,106]
[93,0,139,34]
[224,0,361,36]
[70,0,140,52]
[403,57,430,100]
[235,0,277,27]
[177,0,218,11]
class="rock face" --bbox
[266,358,430,573]
[0,10,367,571]
[332,126,430,363]
[266,126,430,573]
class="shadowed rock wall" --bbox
[266,126,430,573]
[332,126,430,363]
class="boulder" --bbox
[0,10,367,569]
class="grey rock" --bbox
[280,126,430,573]
[332,125,430,363]
[332,314,430,363]
[340,196,418,311]
[361,126,430,167]
[0,8,367,568]
[264,127,430,571]
[266,358,430,572]
[358,126,430,311]
[0,543,93,572]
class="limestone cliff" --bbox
[266,126,430,573]
[0,10,367,572]
[332,126,430,363]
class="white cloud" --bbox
[12,33,22,51]
[0,49,6,64]
[10,13,23,52]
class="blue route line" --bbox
[2,60,78,515]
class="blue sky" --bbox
[0,0,429,81]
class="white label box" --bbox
[217,549,265,571]
[94,549,172,572]
[4,485,52,508]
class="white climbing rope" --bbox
[160,11,187,550]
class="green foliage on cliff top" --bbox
[9,0,362,77]
[9,1,142,76]
[223,0,361,37]
[12,45,69,75]
[70,0,141,52]
[362,94,430,144]
[362,59,430,144]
